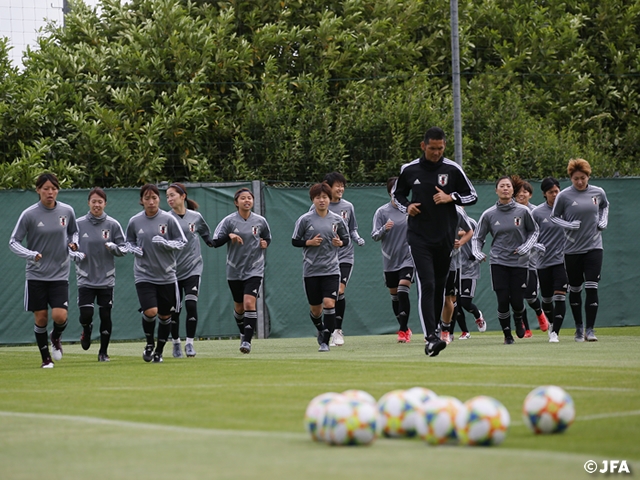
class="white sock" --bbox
[186,338,194,345]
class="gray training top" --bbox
[449,206,473,271]
[170,209,213,280]
[213,211,272,281]
[75,212,127,288]
[292,209,350,277]
[550,184,609,255]
[472,199,539,268]
[125,209,187,284]
[459,216,481,280]
[371,201,414,273]
[310,198,362,265]
[9,201,78,282]
[532,202,567,269]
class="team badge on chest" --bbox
[340,210,348,220]
[438,174,449,186]
[332,223,338,233]
[514,216,522,227]
[159,224,167,235]
[252,225,259,236]
[59,216,67,227]
[188,223,196,233]
[102,229,110,240]
[591,196,599,205]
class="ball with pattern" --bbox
[342,389,377,406]
[324,398,377,446]
[417,395,465,445]
[376,389,423,438]
[456,395,510,446]
[304,392,343,441]
[522,385,575,434]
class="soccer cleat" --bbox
[41,357,54,369]
[504,335,515,345]
[404,328,412,343]
[425,336,446,357]
[240,341,252,354]
[515,321,525,339]
[50,332,63,361]
[440,330,452,345]
[574,324,585,342]
[475,312,487,332]
[152,352,163,363]
[316,329,324,346]
[397,330,407,343]
[98,353,110,362]
[332,329,345,346]
[318,343,330,352]
[80,324,92,351]
[536,312,550,332]
[548,332,559,343]
[185,343,196,357]
[142,344,154,362]
[172,342,183,358]
[458,331,470,340]
[524,330,533,338]
[585,328,598,342]
[329,335,337,347]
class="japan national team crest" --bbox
[188,223,196,233]
[159,224,167,235]
[102,229,110,240]
[59,215,67,227]
[340,210,348,220]
[591,195,599,205]
[438,174,449,186]
[252,225,259,236]
[514,216,522,227]
[332,223,338,233]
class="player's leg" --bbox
[49,281,69,361]
[491,265,515,344]
[77,287,95,351]
[170,279,185,358]
[508,267,528,339]
[564,253,586,341]
[27,280,53,367]
[153,282,180,362]
[583,249,603,341]
[96,288,114,361]
[181,275,201,357]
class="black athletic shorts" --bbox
[25,280,68,312]
[490,265,528,293]
[537,264,568,298]
[522,269,539,299]
[384,267,415,289]
[178,275,201,302]
[77,286,114,309]
[445,269,460,297]
[228,276,262,304]
[339,263,353,286]
[135,281,180,316]
[304,275,340,306]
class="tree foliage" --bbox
[0,0,638,188]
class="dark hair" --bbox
[517,179,533,196]
[495,176,514,189]
[139,184,160,205]
[323,172,347,187]
[540,177,560,193]
[423,126,446,144]
[309,182,332,201]
[233,188,254,203]
[168,182,199,210]
[386,177,398,195]
[36,173,60,190]
[88,187,107,202]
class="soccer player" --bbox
[472,176,539,344]
[371,177,415,343]
[513,177,550,337]
[74,187,127,362]
[439,206,473,344]
[166,183,214,358]
[392,127,477,357]
[550,159,608,342]
[532,177,568,343]
[212,188,271,354]
[293,182,350,352]
[315,172,365,347]
[125,184,187,363]
[455,213,487,338]
[9,173,79,368]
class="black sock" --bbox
[553,294,566,333]
[234,310,244,335]
[569,289,583,326]
[185,299,198,339]
[521,309,530,330]
[170,312,180,341]
[244,310,257,343]
[456,305,469,332]
[390,293,399,318]
[335,295,345,330]
[142,313,156,346]
[397,286,410,331]
[585,288,598,329]
[34,324,50,361]
[527,297,543,317]
[52,320,67,340]
[498,311,512,337]
[310,312,324,331]
[155,317,171,354]
[323,308,336,333]
[98,307,112,354]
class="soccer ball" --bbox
[456,395,510,446]
[324,398,377,446]
[342,389,377,406]
[376,389,423,438]
[404,386,438,406]
[304,392,344,441]
[417,395,465,445]
[522,385,575,434]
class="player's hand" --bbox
[307,234,323,246]
[259,239,268,249]
[68,242,78,251]
[356,237,365,246]
[229,233,244,245]
[433,187,452,205]
[453,239,461,249]
[407,203,421,216]
[332,236,344,247]
[34,253,42,262]
[385,220,394,231]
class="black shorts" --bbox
[304,275,340,306]
[384,267,415,289]
[445,269,460,297]
[490,265,528,292]
[537,264,568,298]
[25,280,69,312]
[178,275,201,302]
[228,277,262,304]
[77,287,114,309]
[564,250,603,287]
[339,263,353,286]
[135,282,180,316]
[458,278,477,299]
[523,269,539,299]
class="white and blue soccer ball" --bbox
[417,395,465,445]
[342,389,377,406]
[324,398,377,446]
[376,389,424,438]
[456,395,510,446]
[522,385,575,434]
[404,386,438,406]
[304,392,344,441]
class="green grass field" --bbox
[1,327,639,480]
